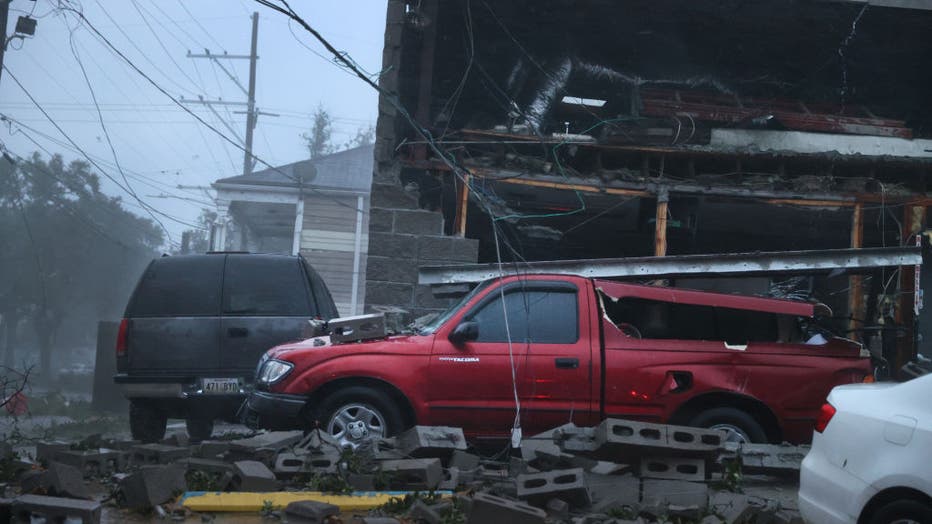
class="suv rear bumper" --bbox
[242,390,307,430]
[114,374,246,399]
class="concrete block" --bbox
[368,232,417,260]
[449,237,479,263]
[371,182,419,210]
[35,441,70,465]
[449,450,480,472]
[641,479,709,509]
[367,255,418,284]
[709,492,756,524]
[667,426,726,456]
[12,494,100,524]
[466,492,547,524]
[414,285,454,309]
[640,456,707,482]
[228,431,303,452]
[407,500,441,524]
[162,433,190,447]
[351,518,401,524]
[417,236,478,263]
[231,460,278,492]
[347,473,377,491]
[516,468,590,509]
[379,458,443,490]
[19,470,50,494]
[588,473,640,514]
[131,443,190,465]
[0,441,12,460]
[393,209,443,235]
[46,462,92,500]
[285,499,340,523]
[369,208,394,232]
[736,444,807,477]
[194,440,231,459]
[119,465,186,510]
[773,509,804,524]
[273,451,339,476]
[366,281,414,307]
[546,498,570,519]
[179,458,234,476]
[396,425,467,460]
[438,467,460,491]
[330,313,387,343]
[103,439,141,451]
[54,449,126,478]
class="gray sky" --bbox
[0,0,387,248]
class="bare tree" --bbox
[1,366,31,414]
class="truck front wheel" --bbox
[315,386,404,450]
[689,407,767,444]
[129,400,168,443]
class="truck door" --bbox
[429,280,594,438]
[220,255,315,381]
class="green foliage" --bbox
[303,104,334,159]
[302,472,353,494]
[186,470,221,492]
[0,152,162,381]
[716,456,744,493]
[374,491,443,515]
[259,499,278,517]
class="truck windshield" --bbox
[417,280,494,335]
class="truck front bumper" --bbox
[241,390,308,430]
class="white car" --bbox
[799,373,932,524]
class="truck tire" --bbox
[315,386,404,449]
[869,499,932,524]
[130,400,168,443]
[186,417,214,443]
[689,407,767,444]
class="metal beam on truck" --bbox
[418,246,922,285]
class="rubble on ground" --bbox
[0,420,808,523]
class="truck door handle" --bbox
[555,358,579,369]
[227,327,249,338]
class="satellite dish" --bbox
[293,162,317,184]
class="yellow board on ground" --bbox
[180,491,453,512]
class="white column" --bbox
[212,201,230,251]
[350,195,365,315]
[292,199,305,256]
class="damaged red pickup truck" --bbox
[244,275,873,447]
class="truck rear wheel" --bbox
[689,407,767,444]
[129,400,168,443]
[315,386,404,450]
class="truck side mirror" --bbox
[449,321,479,346]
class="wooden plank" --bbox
[848,203,864,339]
[655,193,669,257]
[453,173,470,237]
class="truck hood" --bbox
[265,333,429,361]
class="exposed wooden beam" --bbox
[453,173,470,237]
[655,191,669,257]
[848,203,864,339]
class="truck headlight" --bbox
[257,359,293,384]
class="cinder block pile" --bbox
[4,420,806,523]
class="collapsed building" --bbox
[364,0,932,377]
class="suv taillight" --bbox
[116,319,128,358]
[815,402,836,433]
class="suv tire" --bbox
[689,407,768,444]
[130,400,168,443]
[186,417,214,443]
[314,386,405,449]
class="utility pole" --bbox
[0,0,11,85]
[182,12,276,177]
[242,11,258,178]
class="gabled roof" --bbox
[214,144,373,193]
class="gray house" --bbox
[212,145,373,316]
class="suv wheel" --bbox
[869,499,932,524]
[130,400,168,443]
[186,417,214,443]
[689,407,768,444]
[315,386,405,450]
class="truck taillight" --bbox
[116,319,128,358]
[815,402,836,433]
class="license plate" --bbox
[202,378,240,394]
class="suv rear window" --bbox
[223,255,311,316]
[129,256,223,317]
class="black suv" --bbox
[115,253,338,442]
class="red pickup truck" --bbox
[244,274,872,447]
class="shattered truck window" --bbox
[469,289,578,344]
